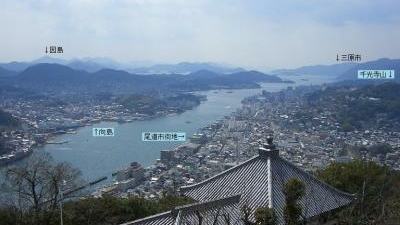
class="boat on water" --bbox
[46,140,69,144]
[185,120,192,124]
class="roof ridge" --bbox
[119,210,172,225]
[179,156,259,191]
[180,149,354,198]
[267,157,273,208]
[174,210,181,225]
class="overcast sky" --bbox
[1,0,399,70]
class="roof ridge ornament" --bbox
[264,136,276,150]
[259,136,278,157]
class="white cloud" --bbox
[0,0,399,69]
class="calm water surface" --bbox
[29,75,333,181]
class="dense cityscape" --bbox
[0,88,205,165]
[1,0,400,223]
[1,70,400,224]
[94,84,400,200]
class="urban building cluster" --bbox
[97,85,400,200]
[0,92,201,164]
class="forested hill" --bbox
[0,108,20,129]
[305,82,400,131]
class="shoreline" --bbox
[0,92,207,166]
[0,80,295,169]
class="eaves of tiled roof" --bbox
[180,147,354,224]
[121,195,241,225]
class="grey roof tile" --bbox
[122,195,241,225]
[180,148,354,224]
[123,144,354,225]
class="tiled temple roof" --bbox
[180,141,354,224]
[123,138,353,225]
[121,195,241,225]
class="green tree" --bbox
[254,207,277,225]
[0,139,7,155]
[0,108,20,128]
[283,178,305,225]
[157,194,193,212]
[316,160,397,224]
[1,152,83,225]
[383,172,400,223]
[0,193,193,225]
[0,206,21,225]
[62,195,155,225]
[341,121,354,132]
[241,205,255,225]
[62,194,192,225]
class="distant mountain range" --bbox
[0,63,290,95]
[18,63,88,82]
[15,63,284,83]
[336,58,400,81]
[0,56,133,73]
[271,58,400,82]
[271,62,357,77]
[0,57,244,74]
[0,67,16,77]
[0,61,32,72]
[129,62,244,74]
[66,60,104,73]
[2,57,399,86]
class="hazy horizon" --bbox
[1,0,400,71]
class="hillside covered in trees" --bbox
[0,109,19,129]
[305,82,400,131]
